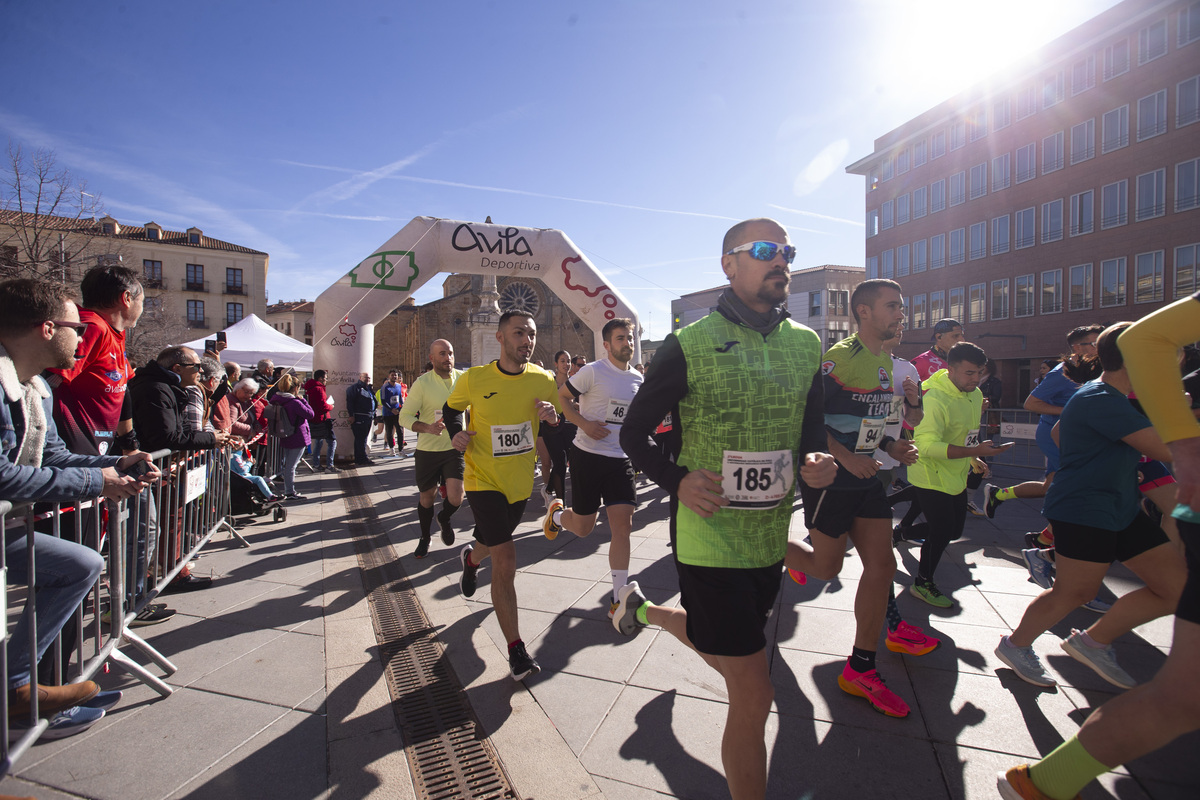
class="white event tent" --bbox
[182,313,313,372]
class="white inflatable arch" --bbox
[314,216,639,460]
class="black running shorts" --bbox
[799,482,892,538]
[567,444,636,516]
[1048,512,1169,564]
[413,448,465,492]
[675,560,783,657]
[466,490,528,547]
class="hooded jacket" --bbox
[909,368,983,495]
[303,378,331,424]
[268,392,313,449]
[127,360,219,453]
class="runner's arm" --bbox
[1120,294,1200,444]
[621,334,688,494]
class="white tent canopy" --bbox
[182,313,313,372]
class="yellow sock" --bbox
[1028,735,1110,799]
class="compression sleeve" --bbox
[798,369,826,458]
[1119,293,1200,443]
[620,334,689,495]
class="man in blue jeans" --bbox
[0,278,156,739]
[346,372,377,465]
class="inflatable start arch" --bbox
[314,216,640,460]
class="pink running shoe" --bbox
[837,663,910,717]
[885,620,941,656]
[787,568,807,585]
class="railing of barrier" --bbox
[2,443,244,773]
[975,407,1047,470]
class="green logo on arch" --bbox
[348,250,419,292]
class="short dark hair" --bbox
[1096,322,1134,372]
[80,265,142,309]
[0,278,76,336]
[498,310,534,330]
[947,341,987,367]
[156,346,195,369]
[722,218,784,255]
[1066,324,1105,345]
[602,318,632,342]
[850,279,902,324]
[314,369,327,380]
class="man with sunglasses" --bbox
[616,219,835,800]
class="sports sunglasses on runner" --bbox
[724,241,797,264]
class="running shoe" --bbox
[539,484,552,508]
[438,483,447,499]
[787,568,807,585]
[542,499,563,540]
[996,765,1077,800]
[459,545,478,598]
[9,705,106,742]
[892,525,924,546]
[102,603,175,628]
[81,690,122,712]
[984,483,1002,518]
[994,635,1056,687]
[414,536,431,559]
[891,477,910,491]
[967,500,985,517]
[909,578,953,608]
[1021,548,1056,590]
[837,663,910,717]
[1060,629,1135,689]
[613,581,648,636]
[438,514,455,547]
[607,599,619,620]
[508,642,541,681]
[1081,596,1112,613]
[885,620,941,656]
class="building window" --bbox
[809,291,822,317]
[993,97,1011,131]
[1041,199,1064,243]
[186,264,204,291]
[950,120,967,150]
[1101,180,1128,228]
[1069,264,1093,311]
[187,299,205,328]
[950,228,966,265]
[992,153,1010,191]
[881,158,894,182]
[896,194,909,225]
[144,296,162,314]
[1101,257,1127,307]
[1041,269,1063,314]
[913,186,927,218]
[1042,131,1064,174]
[992,215,1010,255]
[1102,105,1129,152]
[1070,120,1095,164]
[913,239,928,273]
[930,290,945,321]
[867,256,878,280]
[896,149,910,175]
[931,234,946,269]
[1070,190,1095,236]
[867,209,880,237]
[226,302,244,326]
[968,283,987,323]
[146,227,159,241]
[829,290,848,316]
[912,293,927,328]
[1016,142,1036,183]
[969,222,986,260]
[969,106,987,141]
[1137,90,1168,141]
[225,267,244,294]
[969,163,987,199]
[826,324,849,349]
[1182,2,1200,45]
[1071,55,1095,95]
[950,171,966,206]
[1179,75,1200,127]
[1139,19,1168,64]
[882,249,894,278]
[949,287,965,321]
[1043,71,1064,108]
[1135,251,1164,303]
[1015,274,1036,317]
[1017,84,1037,119]
[1178,157,1200,212]
[1176,244,1199,297]
[991,279,1010,320]
[931,179,946,213]
[143,259,162,288]
[1016,207,1036,249]
[285,322,292,336]
[896,244,910,277]
[500,281,540,316]
[931,130,945,159]
[913,139,927,166]
[881,200,894,229]
[1135,169,1166,221]
[1104,38,1130,80]
[869,169,880,192]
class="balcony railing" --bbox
[143,278,163,289]
[223,284,245,295]
[186,317,209,329]
[182,279,209,292]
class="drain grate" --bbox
[342,474,517,800]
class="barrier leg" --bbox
[106,646,175,697]
[118,628,179,678]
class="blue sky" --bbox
[1,0,1120,341]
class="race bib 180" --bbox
[491,421,534,457]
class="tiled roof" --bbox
[0,211,268,256]
[266,300,313,314]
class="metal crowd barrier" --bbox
[2,443,247,771]
[975,407,1047,471]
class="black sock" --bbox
[849,646,876,674]
[507,638,523,653]
[438,501,460,524]
[417,503,434,538]
[886,585,902,632]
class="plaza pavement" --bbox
[2,447,1196,799]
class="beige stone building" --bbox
[265,300,314,345]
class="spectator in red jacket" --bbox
[303,370,338,471]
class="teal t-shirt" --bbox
[1042,380,1152,530]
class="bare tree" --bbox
[126,294,192,367]
[0,142,115,282]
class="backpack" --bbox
[266,402,296,439]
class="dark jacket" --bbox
[269,392,314,449]
[127,360,218,453]
[346,380,377,420]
